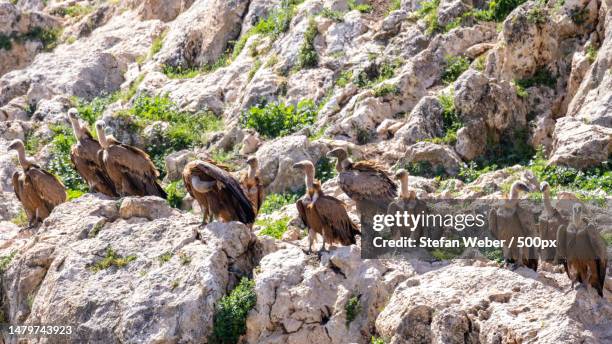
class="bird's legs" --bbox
[306,228,315,255]
[317,237,328,259]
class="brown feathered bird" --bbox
[95,121,166,198]
[387,169,429,241]
[67,109,117,197]
[489,181,538,271]
[239,156,264,215]
[9,139,66,227]
[293,160,360,254]
[557,204,607,297]
[183,160,256,225]
[538,181,568,263]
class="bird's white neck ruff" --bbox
[191,176,216,193]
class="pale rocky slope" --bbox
[1,0,612,343]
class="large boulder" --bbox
[549,117,612,168]
[255,135,327,194]
[1,194,259,343]
[245,245,414,344]
[376,265,612,343]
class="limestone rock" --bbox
[119,196,178,220]
[549,117,612,168]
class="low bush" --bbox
[90,247,137,272]
[345,295,361,326]
[348,0,373,13]
[47,124,89,193]
[165,180,187,208]
[0,251,17,273]
[210,278,257,344]
[257,217,291,239]
[441,55,470,84]
[240,99,317,138]
[296,17,318,69]
[259,193,300,214]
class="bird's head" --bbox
[8,139,24,151]
[572,203,583,222]
[326,147,348,161]
[539,181,550,193]
[510,181,532,194]
[395,168,409,181]
[293,160,315,174]
[246,156,258,168]
[67,108,79,122]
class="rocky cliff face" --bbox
[1,0,611,343]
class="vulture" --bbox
[538,181,568,263]
[183,160,256,225]
[95,121,166,198]
[239,156,264,215]
[489,181,538,271]
[556,204,607,297]
[294,160,360,254]
[67,109,117,197]
[387,169,428,241]
[9,139,66,227]
[326,147,397,234]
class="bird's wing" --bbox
[488,208,498,238]
[111,144,160,178]
[314,195,359,245]
[296,199,309,228]
[12,171,22,202]
[256,177,265,213]
[27,167,66,207]
[193,161,255,223]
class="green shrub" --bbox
[373,83,400,97]
[46,124,89,193]
[515,68,556,90]
[0,33,12,50]
[473,0,527,22]
[66,189,85,200]
[24,130,43,155]
[354,59,402,88]
[457,161,496,183]
[480,247,504,263]
[232,0,302,59]
[73,92,120,124]
[259,193,300,214]
[336,70,353,87]
[201,52,231,73]
[345,295,361,326]
[158,251,173,265]
[23,27,61,51]
[297,17,318,69]
[388,0,401,13]
[348,0,373,13]
[162,64,200,79]
[165,180,187,208]
[526,5,547,24]
[0,251,17,273]
[57,4,94,18]
[210,278,257,344]
[427,91,462,145]
[128,94,223,176]
[431,245,464,260]
[415,0,441,35]
[240,99,318,138]
[371,337,386,344]
[586,45,598,63]
[90,247,137,272]
[442,55,470,84]
[248,60,262,81]
[315,156,337,183]
[256,217,290,239]
[402,160,448,178]
[150,34,165,57]
[10,210,28,227]
[321,8,344,21]
[474,55,486,71]
[602,233,612,246]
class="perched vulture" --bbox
[327,147,397,206]
[387,169,429,241]
[183,160,256,225]
[239,156,264,215]
[95,121,166,198]
[9,139,66,227]
[556,204,607,297]
[67,109,117,196]
[538,181,568,263]
[294,160,360,254]
[489,181,538,271]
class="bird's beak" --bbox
[325,149,338,159]
[292,162,304,170]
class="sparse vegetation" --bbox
[232,0,303,59]
[178,252,192,265]
[210,277,257,344]
[481,247,504,263]
[336,70,353,87]
[73,92,119,124]
[442,55,470,84]
[240,99,317,138]
[162,64,200,79]
[256,217,290,239]
[315,156,337,183]
[569,6,588,25]
[0,33,12,50]
[388,0,402,13]
[52,4,94,18]
[514,67,556,90]
[259,193,300,214]
[373,83,400,97]
[354,59,402,88]
[426,91,462,145]
[586,45,598,63]
[321,8,344,22]
[296,17,318,69]
[526,5,547,25]
[348,0,373,13]
[165,180,187,209]
[158,251,173,265]
[10,210,28,227]
[47,124,89,193]
[371,336,386,344]
[90,247,137,272]
[23,27,62,51]
[149,33,165,57]
[414,0,441,35]
[248,60,262,81]
[0,251,17,273]
[345,295,361,326]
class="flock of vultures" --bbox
[8,109,608,297]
